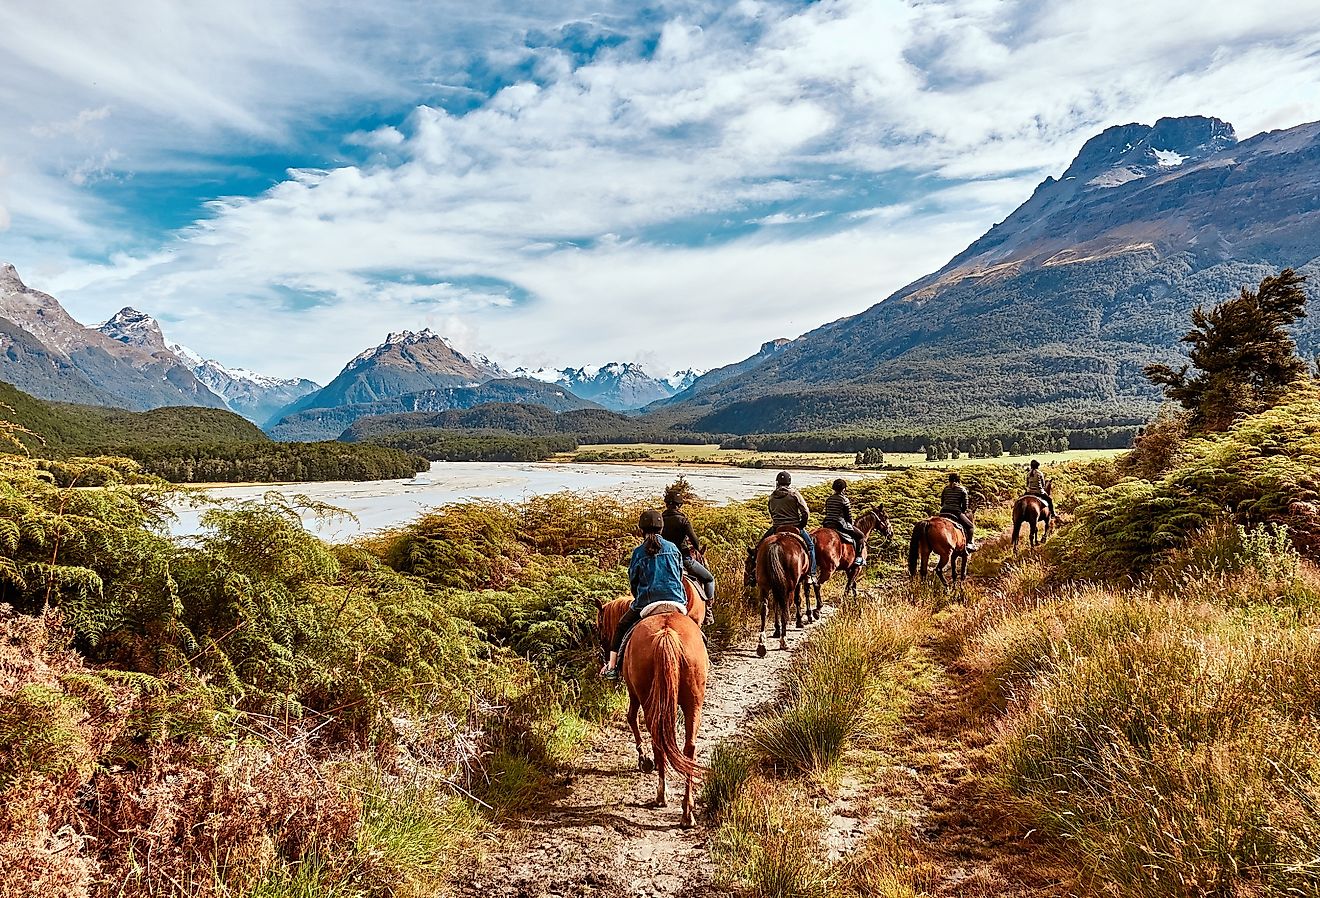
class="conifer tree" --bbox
[1146,269,1309,431]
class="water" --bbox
[169,461,859,541]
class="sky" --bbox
[2,0,1319,384]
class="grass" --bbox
[552,442,1125,471]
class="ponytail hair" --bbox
[644,533,664,556]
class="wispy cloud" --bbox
[3,0,1319,380]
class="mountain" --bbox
[512,362,700,410]
[96,307,321,424]
[0,265,226,410]
[280,329,509,421]
[267,377,602,441]
[654,116,1320,437]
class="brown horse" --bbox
[621,610,708,826]
[596,578,706,660]
[1011,479,1054,551]
[908,509,976,590]
[811,506,893,602]
[745,527,812,657]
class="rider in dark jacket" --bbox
[662,489,716,603]
[762,471,816,581]
[822,479,866,568]
[940,472,977,551]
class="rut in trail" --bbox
[455,614,824,898]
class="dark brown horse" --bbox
[908,508,976,590]
[1011,479,1054,551]
[745,527,812,657]
[811,506,893,602]
[621,610,708,826]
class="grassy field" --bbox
[553,442,1125,470]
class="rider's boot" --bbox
[600,651,620,679]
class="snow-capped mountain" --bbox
[96,307,319,423]
[509,362,702,410]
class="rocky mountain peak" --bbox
[1061,115,1237,186]
[1,263,23,290]
[98,307,168,352]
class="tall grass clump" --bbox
[710,776,833,898]
[993,601,1320,897]
[749,600,924,775]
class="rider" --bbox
[764,471,817,583]
[600,509,687,679]
[1025,460,1055,520]
[662,488,716,604]
[822,478,866,568]
[940,472,978,552]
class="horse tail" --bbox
[766,542,791,609]
[645,625,701,781]
[908,522,926,576]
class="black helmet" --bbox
[832,478,846,492]
[663,488,683,507]
[1030,459,1040,469]
[639,509,663,532]
[775,471,792,486]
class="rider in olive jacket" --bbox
[763,471,817,580]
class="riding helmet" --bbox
[775,471,792,486]
[638,509,664,532]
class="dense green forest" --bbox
[0,381,426,482]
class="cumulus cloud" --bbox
[4,0,1320,381]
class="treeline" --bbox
[722,425,1137,454]
[106,441,428,483]
[365,430,578,461]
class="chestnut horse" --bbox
[811,506,893,602]
[744,527,812,657]
[621,610,708,826]
[908,509,976,590]
[1011,479,1054,551]
[595,578,705,660]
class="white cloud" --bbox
[4,0,1320,382]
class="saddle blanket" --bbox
[641,600,687,618]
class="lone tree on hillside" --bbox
[1145,268,1309,431]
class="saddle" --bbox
[772,523,811,554]
[823,519,858,549]
[938,510,965,523]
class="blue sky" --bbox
[2,0,1319,382]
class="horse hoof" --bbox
[779,639,788,651]
[681,813,695,829]
[639,757,654,773]
[756,644,767,658]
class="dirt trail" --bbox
[455,613,825,898]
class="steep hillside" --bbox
[0,264,226,410]
[341,402,650,442]
[0,379,266,453]
[654,116,1320,436]
[268,377,601,441]
[645,338,792,413]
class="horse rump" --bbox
[643,627,702,781]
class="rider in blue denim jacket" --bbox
[601,509,686,677]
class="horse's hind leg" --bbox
[935,554,949,589]
[1030,519,1039,548]
[757,590,768,658]
[794,582,804,629]
[680,696,702,828]
[813,578,823,620]
[627,691,652,773]
[651,731,668,808]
